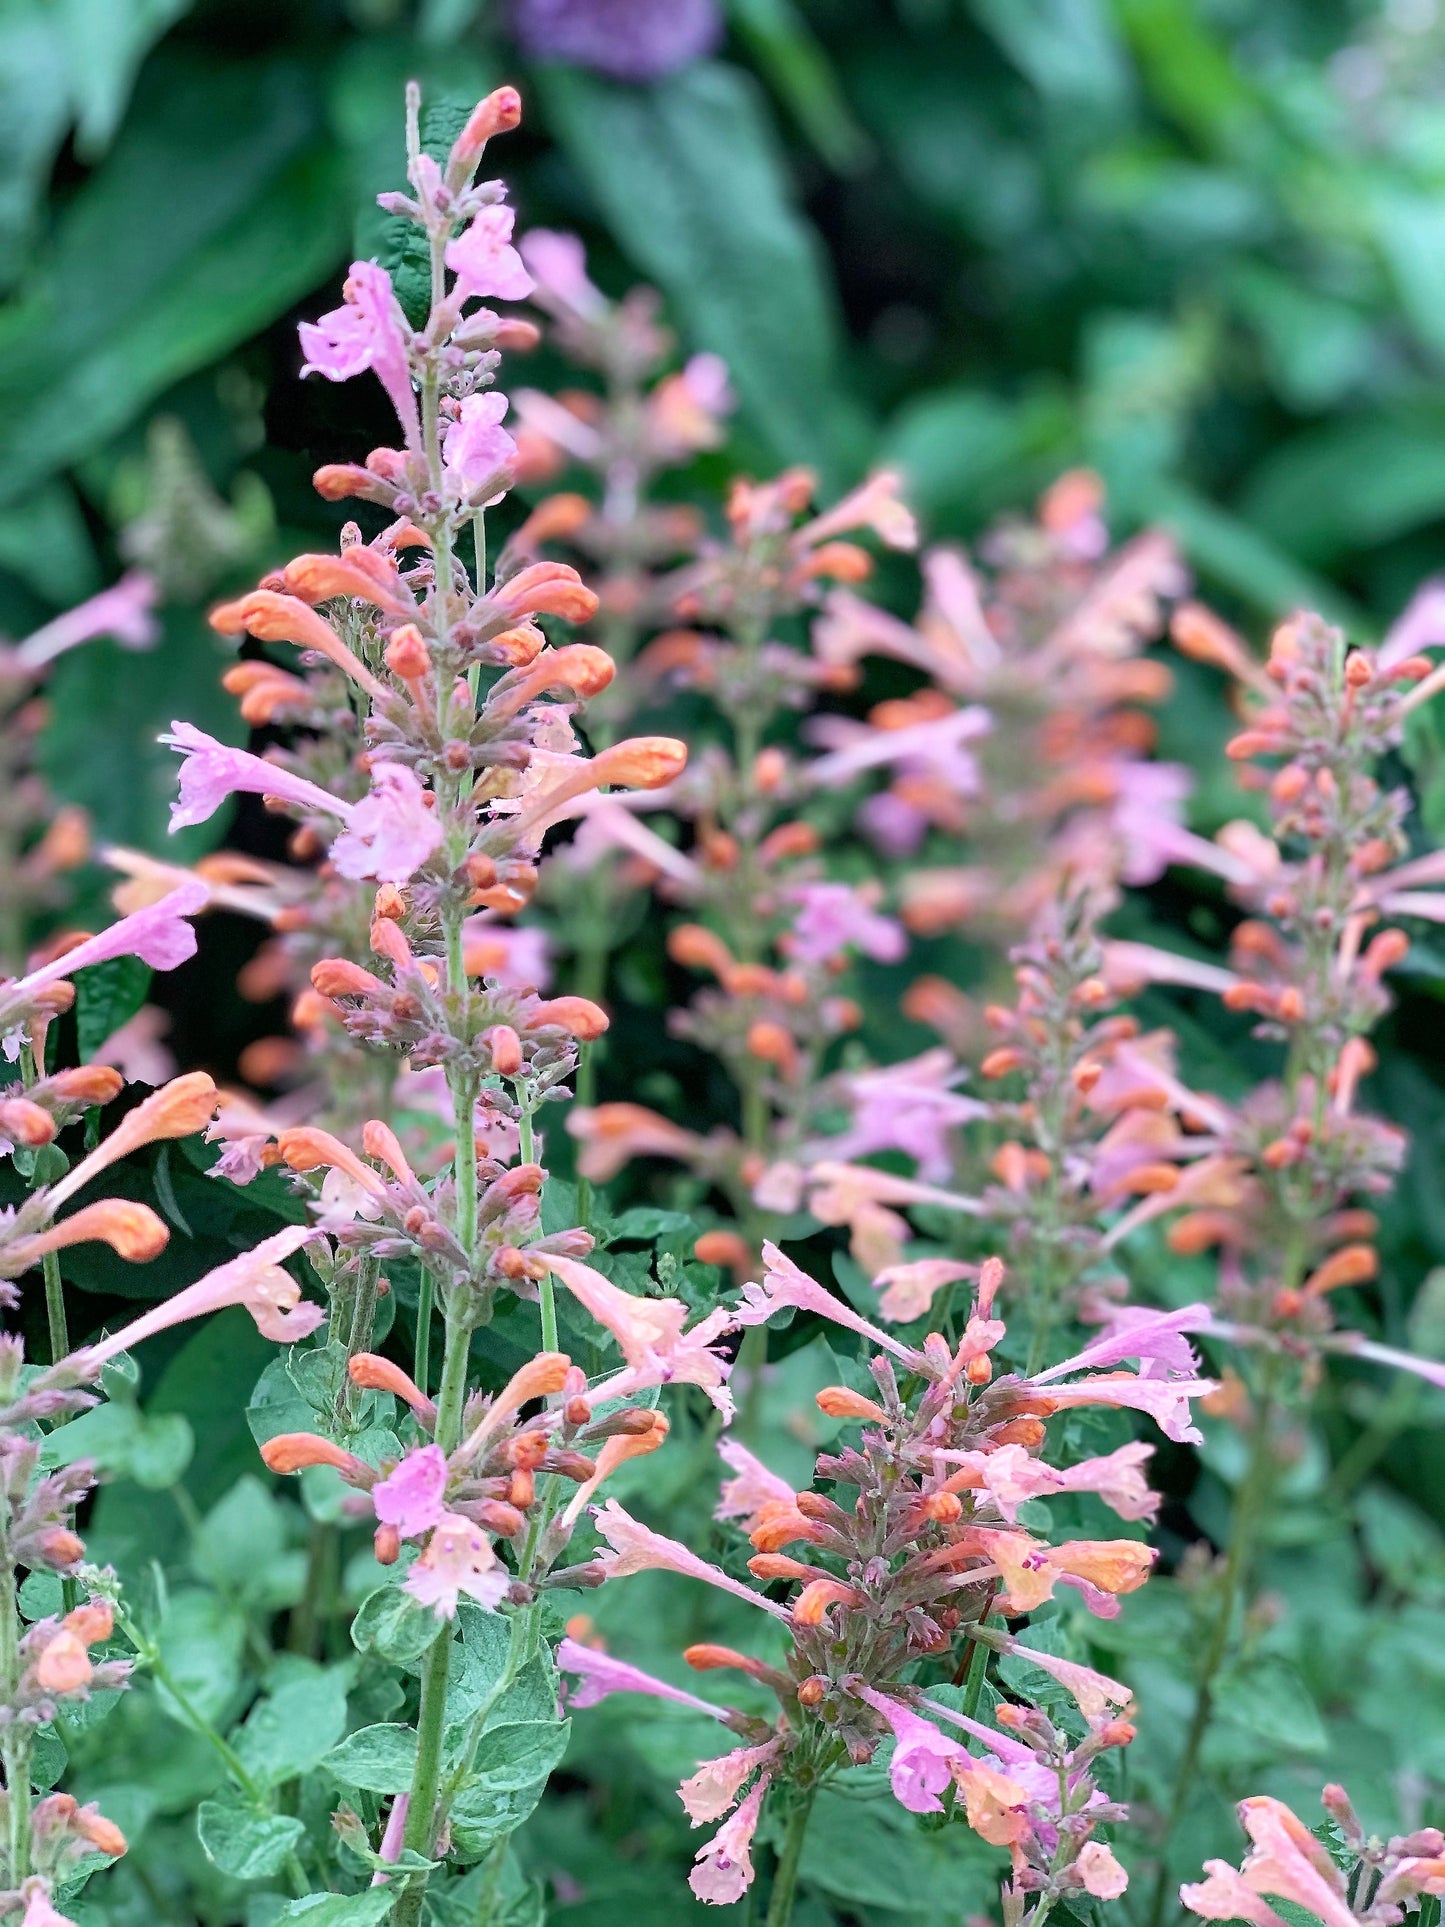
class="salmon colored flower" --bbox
[679,1741,780,1824]
[592,1500,790,1619]
[689,1775,769,1906]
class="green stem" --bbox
[0,1559,30,1884]
[41,1251,67,1366]
[414,1268,435,1396]
[393,1312,474,1927]
[1144,1363,1279,1927]
[764,1785,817,1927]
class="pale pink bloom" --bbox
[816,1050,986,1184]
[689,1776,769,1906]
[330,763,444,885]
[940,1441,1151,1524]
[1005,1644,1132,1722]
[1077,1841,1129,1899]
[370,1794,410,1887]
[856,1686,962,1815]
[1034,1304,1213,1384]
[715,1438,794,1531]
[446,204,533,303]
[1055,1441,1159,1523]
[1181,1863,1291,1927]
[66,1225,324,1375]
[920,1696,1039,1768]
[1041,1374,1219,1446]
[734,1243,921,1366]
[592,1499,790,1619]
[164,723,353,833]
[1110,761,1194,886]
[800,470,918,552]
[1,883,208,1026]
[18,1880,76,1927]
[511,387,606,464]
[648,354,735,458]
[1334,1334,1445,1389]
[13,572,158,671]
[1101,939,1240,1000]
[558,1637,730,1721]
[1380,576,1445,670]
[538,1252,735,1415]
[805,704,989,792]
[462,920,551,989]
[1206,1797,1359,1927]
[782,882,905,967]
[95,1005,176,1087]
[299,261,420,449]
[373,1445,448,1538]
[679,1741,780,1825]
[445,391,517,502]
[874,1257,973,1323]
[752,1160,804,1213]
[404,1512,509,1617]
[518,229,607,320]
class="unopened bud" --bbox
[374,1522,401,1566]
[385,624,431,682]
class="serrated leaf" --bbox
[198,1796,306,1880]
[233,1668,350,1789]
[275,1892,396,1926]
[324,1723,418,1794]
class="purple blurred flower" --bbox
[510,0,722,82]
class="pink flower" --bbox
[714,1439,795,1532]
[1181,1864,1291,1927]
[1183,1798,1358,1927]
[538,1253,736,1415]
[0,883,208,1029]
[163,723,353,833]
[65,1225,324,1375]
[330,764,444,885]
[734,1243,921,1367]
[299,262,420,449]
[874,1257,973,1323]
[800,471,918,552]
[1380,576,1445,669]
[856,1686,962,1815]
[1056,1441,1160,1523]
[1005,1644,1132,1723]
[373,1445,448,1539]
[446,204,533,303]
[370,1794,410,1887]
[689,1775,769,1905]
[805,704,989,792]
[404,1513,510,1618]
[518,228,607,320]
[815,1050,986,1184]
[1109,760,1194,886]
[462,921,551,990]
[14,572,158,672]
[557,1637,730,1721]
[1077,1842,1129,1899]
[782,882,905,967]
[592,1500,790,1619]
[679,1741,779,1824]
[1036,1303,1213,1383]
[19,1881,76,1927]
[1040,1374,1218,1446]
[445,391,517,502]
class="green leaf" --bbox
[461,1719,570,1794]
[541,62,852,471]
[56,0,194,158]
[1215,1656,1328,1754]
[73,956,153,1062]
[351,1581,445,1670]
[233,1667,351,1789]
[155,1587,246,1725]
[0,54,349,508]
[0,4,70,289]
[197,1795,307,1880]
[324,1723,419,1794]
[275,1892,396,1927]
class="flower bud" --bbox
[815,1387,887,1422]
[385,624,431,682]
[261,1433,370,1479]
[311,959,387,1000]
[797,1676,827,1706]
[529,996,609,1040]
[374,1523,401,1566]
[483,1025,524,1076]
[447,86,523,183]
[36,1631,91,1694]
[0,1100,55,1146]
[591,737,688,791]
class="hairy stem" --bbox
[764,1785,817,1927]
[1145,1361,1279,1927]
[0,1558,30,1884]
